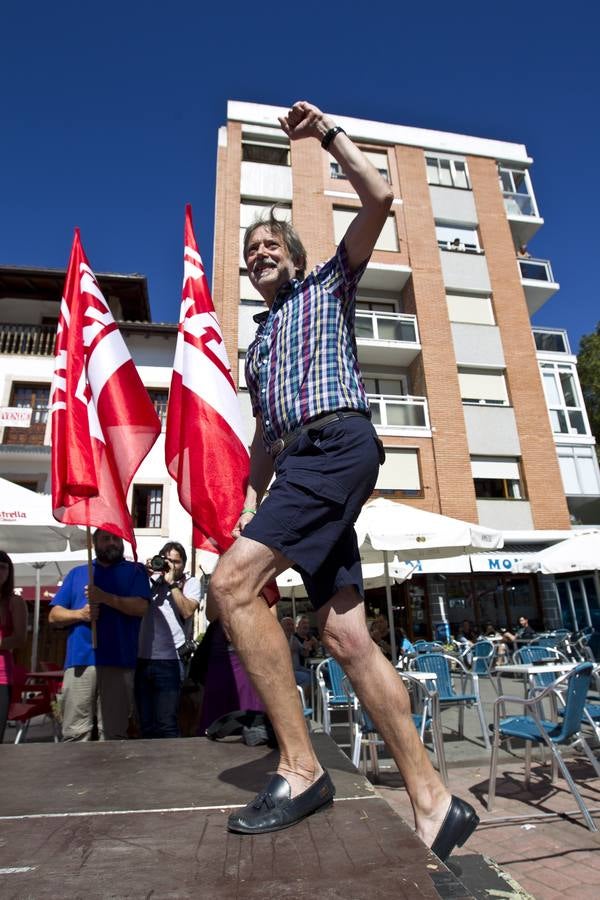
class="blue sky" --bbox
[1,2,598,350]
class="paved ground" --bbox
[5,672,600,898]
[357,674,600,900]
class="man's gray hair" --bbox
[243,206,307,280]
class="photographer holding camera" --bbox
[135,541,202,738]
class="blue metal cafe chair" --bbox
[412,652,491,750]
[342,674,448,786]
[513,645,568,698]
[316,657,351,740]
[470,640,498,692]
[488,662,600,832]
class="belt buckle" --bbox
[271,438,285,458]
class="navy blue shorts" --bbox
[242,414,382,610]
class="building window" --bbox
[375,448,421,497]
[333,207,398,252]
[426,156,470,189]
[557,447,600,496]
[11,479,41,492]
[436,223,481,253]
[459,368,508,405]
[446,293,494,325]
[471,457,524,499]
[363,375,408,397]
[147,389,168,427]
[499,167,537,217]
[132,485,163,529]
[241,140,290,167]
[238,355,247,391]
[2,382,50,446]
[357,296,398,314]
[540,362,588,435]
[331,149,390,183]
[533,329,569,353]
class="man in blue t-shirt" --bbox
[49,528,150,741]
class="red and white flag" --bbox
[165,205,249,554]
[51,229,161,556]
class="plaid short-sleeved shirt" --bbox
[245,240,370,446]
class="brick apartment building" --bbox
[211,100,600,638]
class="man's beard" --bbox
[95,545,124,565]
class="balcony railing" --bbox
[503,191,536,217]
[518,257,555,283]
[355,311,418,344]
[0,323,56,356]
[533,328,570,354]
[367,394,429,430]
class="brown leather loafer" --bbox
[227,770,335,834]
[431,795,479,861]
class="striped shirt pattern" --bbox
[245,241,370,446]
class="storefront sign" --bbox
[387,553,529,574]
[471,554,525,572]
[0,407,32,427]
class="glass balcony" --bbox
[518,258,554,282]
[0,323,56,356]
[367,394,430,432]
[533,328,570,354]
[518,257,559,315]
[503,191,536,218]
[356,312,420,365]
[499,166,542,244]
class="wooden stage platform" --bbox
[0,734,472,899]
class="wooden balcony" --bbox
[0,324,56,356]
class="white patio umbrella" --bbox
[355,497,504,661]
[276,559,416,621]
[514,530,600,629]
[0,478,87,553]
[0,478,87,669]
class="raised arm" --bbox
[279,101,394,273]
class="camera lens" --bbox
[150,555,168,572]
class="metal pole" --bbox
[580,577,593,629]
[594,571,600,619]
[383,551,398,665]
[30,562,45,671]
[565,581,578,631]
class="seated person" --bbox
[397,627,415,655]
[502,615,536,645]
[457,619,477,646]
[280,616,295,641]
[290,616,319,696]
[369,619,392,658]
[481,622,509,664]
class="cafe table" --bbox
[492,661,577,697]
[25,670,64,700]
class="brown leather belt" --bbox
[268,410,370,459]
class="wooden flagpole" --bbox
[86,523,97,648]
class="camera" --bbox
[177,638,199,663]
[150,554,169,573]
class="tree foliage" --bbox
[577,322,600,460]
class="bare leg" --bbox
[208,536,322,797]
[317,587,451,847]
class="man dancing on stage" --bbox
[208,100,478,859]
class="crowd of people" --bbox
[1,533,542,744]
